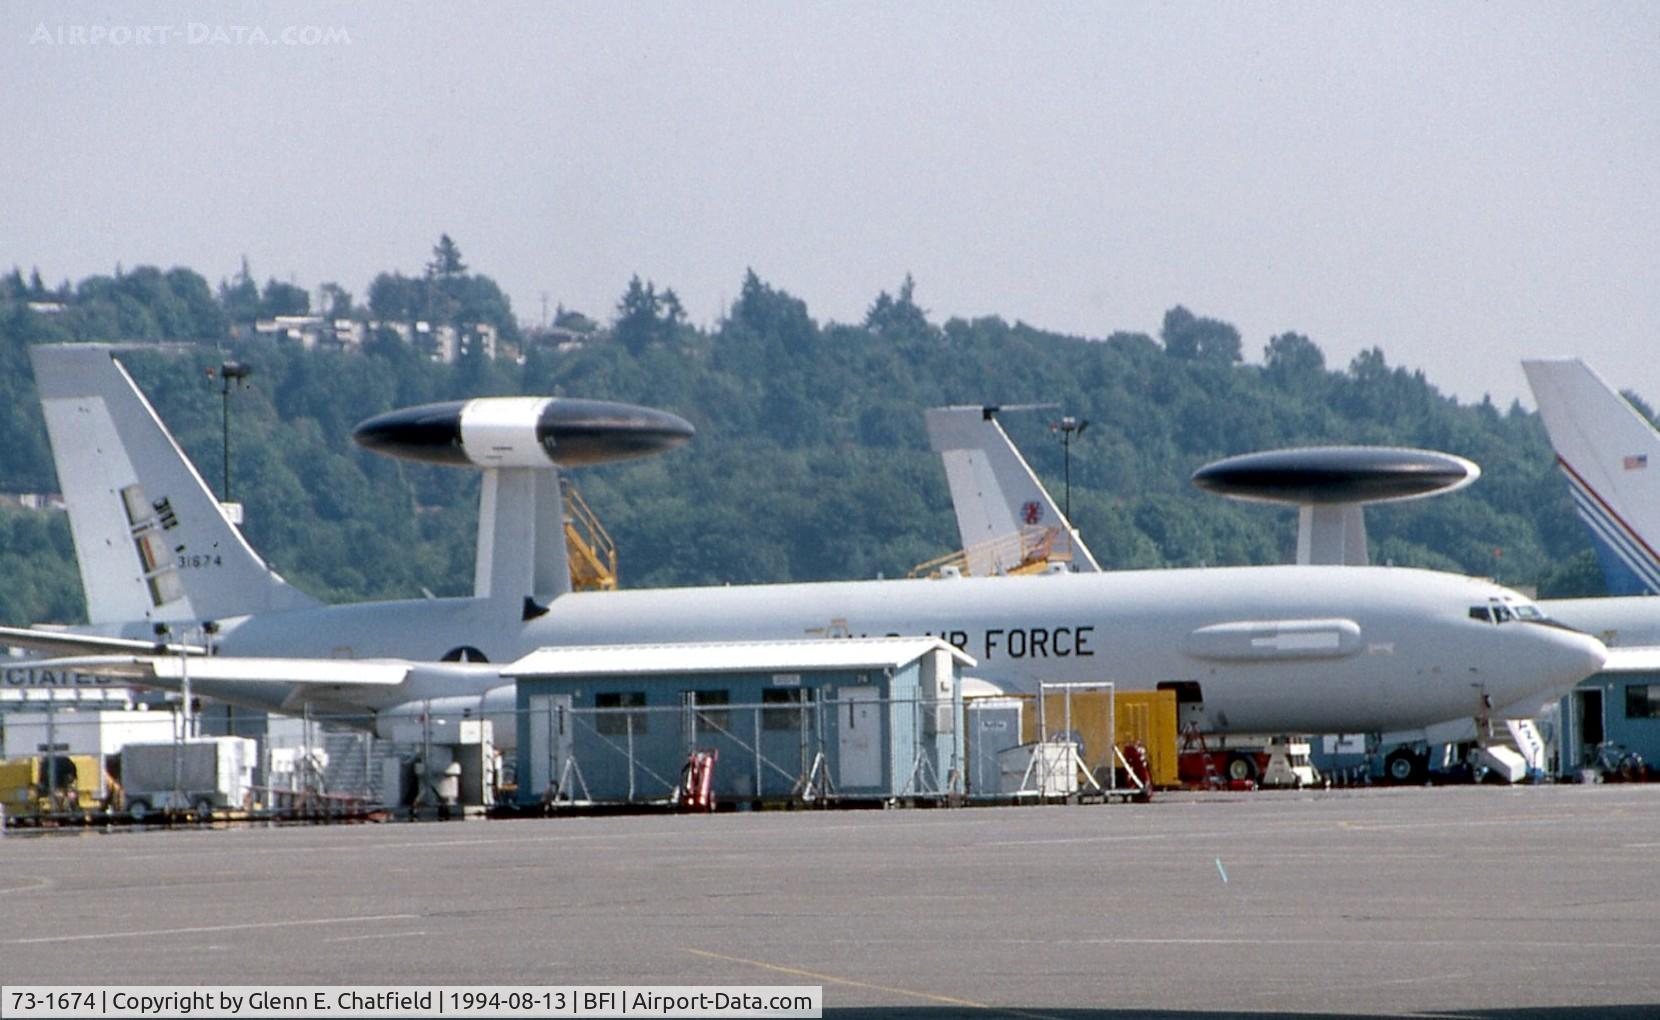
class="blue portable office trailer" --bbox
[508,638,972,806]
[1560,667,1660,778]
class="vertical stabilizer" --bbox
[30,343,319,624]
[924,405,1100,575]
[1523,357,1660,595]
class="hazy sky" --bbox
[5,2,1657,407]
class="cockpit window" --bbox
[1472,599,1550,625]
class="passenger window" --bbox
[1492,604,1514,623]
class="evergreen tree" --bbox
[219,257,261,323]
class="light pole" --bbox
[154,622,185,812]
[218,361,252,502]
[1049,415,1089,522]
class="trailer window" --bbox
[595,691,647,735]
[690,689,730,731]
[763,688,810,730]
[1626,684,1660,720]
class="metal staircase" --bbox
[562,480,618,591]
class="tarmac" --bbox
[2,784,1658,1019]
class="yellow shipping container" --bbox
[1019,689,1179,788]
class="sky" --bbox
[4,1,1658,408]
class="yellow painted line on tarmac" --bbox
[684,947,1061,1019]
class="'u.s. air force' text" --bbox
[914,626,1096,660]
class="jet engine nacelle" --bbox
[352,396,694,469]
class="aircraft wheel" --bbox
[128,799,150,822]
[1225,753,1258,783]
[1385,749,1426,784]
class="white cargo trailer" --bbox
[118,736,256,820]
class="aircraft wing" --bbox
[0,653,413,686]
[0,624,206,658]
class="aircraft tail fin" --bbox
[924,405,1100,575]
[1523,357,1660,595]
[30,343,320,625]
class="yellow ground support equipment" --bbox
[0,755,111,818]
[563,480,618,591]
[909,524,1083,578]
[1018,689,1179,788]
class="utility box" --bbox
[966,698,1024,796]
[997,741,1079,795]
[379,719,496,813]
[118,737,255,816]
[455,721,496,807]
[380,754,412,810]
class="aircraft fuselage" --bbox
[180,564,1601,736]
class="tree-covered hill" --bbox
[0,256,1605,626]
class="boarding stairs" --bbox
[1459,718,1545,783]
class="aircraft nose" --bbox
[1493,626,1607,714]
[1552,627,1608,682]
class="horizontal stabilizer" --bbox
[0,624,205,658]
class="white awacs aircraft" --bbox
[0,344,1607,752]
